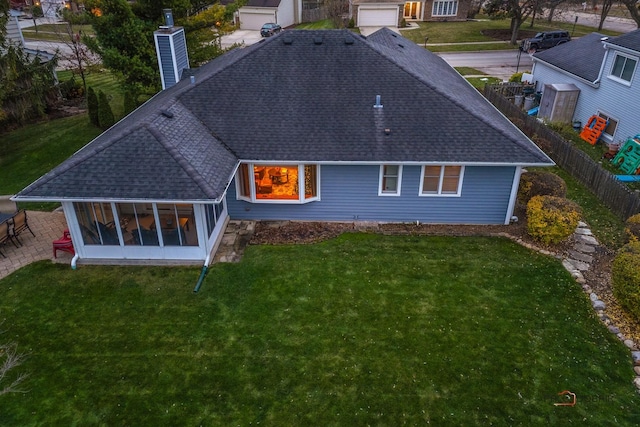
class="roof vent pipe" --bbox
[190,75,195,84]
[374,95,383,109]
[163,9,174,28]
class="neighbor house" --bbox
[223,0,299,30]
[350,0,470,28]
[531,30,640,145]
[15,29,553,265]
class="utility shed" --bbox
[537,83,580,123]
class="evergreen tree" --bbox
[97,90,115,130]
[87,86,99,126]
[123,90,137,115]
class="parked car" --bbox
[520,31,571,53]
[260,23,282,37]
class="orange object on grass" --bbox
[579,115,608,145]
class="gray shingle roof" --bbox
[606,29,640,53]
[17,28,552,202]
[533,32,607,83]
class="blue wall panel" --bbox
[156,35,176,87]
[226,165,516,224]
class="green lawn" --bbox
[0,69,127,210]
[21,23,94,43]
[1,234,638,425]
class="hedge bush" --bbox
[518,170,567,205]
[87,86,99,127]
[625,213,640,242]
[97,90,115,130]
[526,195,581,245]
[612,242,640,323]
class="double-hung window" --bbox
[420,165,463,196]
[597,111,619,141]
[609,53,637,84]
[379,165,402,196]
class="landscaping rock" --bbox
[593,300,606,311]
[631,351,640,365]
[590,293,598,301]
[634,366,640,376]
[576,234,598,245]
[634,377,640,389]
[568,250,593,264]
[575,228,593,236]
[625,340,637,350]
[574,243,596,253]
[608,325,620,334]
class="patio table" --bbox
[0,213,13,224]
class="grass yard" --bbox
[1,234,638,425]
[400,17,621,52]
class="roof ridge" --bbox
[145,124,220,199]
[366,30,551,163]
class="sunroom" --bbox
[62,200,228,262]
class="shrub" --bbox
[526,195,581,245]
[59,77,84,100]
[625,213,640,242]
[509,72,524,83]
[97,90,115,130]
[612,242,640,323]
[87,86,99,127]
[348,18,355,28]
[518,170,567,205]
[123,91,137,115]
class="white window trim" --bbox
[607,52,637,86]
[419,165,464,197]
[432,0,458,17]
[378,164,402,196]
[236,163,320,204]
[596,110,619,142]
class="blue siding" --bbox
[226,165,516,224]
[173,30,189,80]
[156,35,176,88]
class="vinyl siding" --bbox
[226,165,516,224]
[173,30,189,80]
[156,35,177,88]
[533,48,640,143]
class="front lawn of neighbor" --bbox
[1,234,638,425]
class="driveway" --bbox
[220,30,262,49]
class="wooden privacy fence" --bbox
[484,83,640,220]
[302,7,328,23]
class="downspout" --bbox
[193,254,211,293]
[593,42,609,86]
[71,253,79,270]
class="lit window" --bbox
[420,165,463,196]
[236,163,319,203]
[379,165,402,196]
[610,53,637,83]
[432,0,458,17]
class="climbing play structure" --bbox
[612,136,640,175]
[580,115,608,145]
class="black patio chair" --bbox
[10,209,35,246]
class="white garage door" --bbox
[239,11,276,31]
[359,8,398,27]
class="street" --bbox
[437,50,534,81]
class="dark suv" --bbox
[260,23,282,37]
[520,31,570,53]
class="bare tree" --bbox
[0,323,29,396]
[326,0,348,28]
[621,0,640,28]
[598,0,614,30]
[58,23,96,97]
[545,0,570,23]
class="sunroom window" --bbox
[420,165,463,196]
[237,164,319,203]
[73,202,197,247]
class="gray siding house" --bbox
[15,29,553,265]
[531,30,640,145]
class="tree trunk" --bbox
[547,5,557,23]
[510,17,521,45]
[621,0,640,28]
[598,0,613,31]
